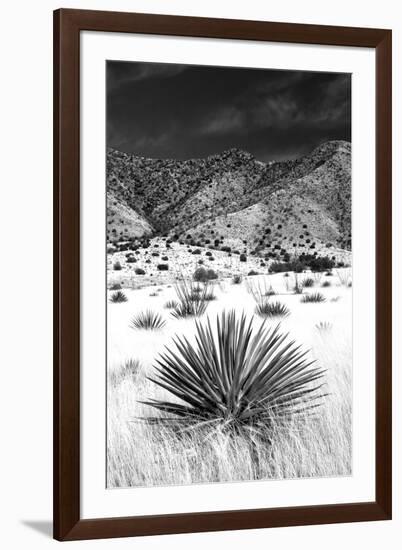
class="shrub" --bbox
[127,256,137,263]
[302,277,314,288]
[109,290,128,303]
[142,311,325,434]
[130,310,166,330]
[248,270,259,276]
[301,292,326,303]
[321,281,331,287]
[135,268,145,275]
[193,267,218,282]
[232,274,243,285]
[192,249,202,255]
[239,253,247,262]
[162,256,169,261]
[113,261,122,271]
[205,251,212,257]
[157,264,169,271]
[255,301,290,318]
[269,260,304,274]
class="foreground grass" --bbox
[107,326,351,487]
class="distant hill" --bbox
[106,140,351,261]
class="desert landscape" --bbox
[106,139,353,488]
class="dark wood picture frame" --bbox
[53,8,392,541]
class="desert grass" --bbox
[255,300,290,318]
[336,268,352,287]
[301,292,326,303]
[107,324,351,487]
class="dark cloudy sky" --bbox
[107,61,351,162]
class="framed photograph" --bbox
[54,8,392,541]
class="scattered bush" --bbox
[109,290,128,303]
[157,264,169,271]
[113,261,122,271]
[192,249,202,255]
[321,281,331,288]
[110,283,121,290]
[193,267,218,282]
[248,270,259,276]
[302,277,314,288]
[255,301,290,318]
[130,310,166,330]
[127,256,137,263]
[301,292,326,303]
[135,268,145,275]
[239,253,247,262]
[232,274,243,285]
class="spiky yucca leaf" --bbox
[130,310,166,330]
[141,310,325,432]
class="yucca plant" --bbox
[109,290,128,303]
[301,292,326,303]
[255,300,290,318]
[336,268,352,287]
[302,277,314,288]
[315,321,332,333]
[141,311,326,435]
[130,310,166,330]
[292,273,303,294]
[171,279,210,318]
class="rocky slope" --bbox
[106,140,351,261]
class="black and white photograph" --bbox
[106,61,352,489]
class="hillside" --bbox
[106,140,351,262]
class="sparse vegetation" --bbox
[171,279,211,318]
[301,292,326,303]
[302,277,314,288]
[316,321,333,332]
[193,267,218,282]
[130,310,166,330]
[109,290,128,303]
[255,301,290,318]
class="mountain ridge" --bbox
[106,140,351,262]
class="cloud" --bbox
[107,62,350,161]
[200,107,245,135]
